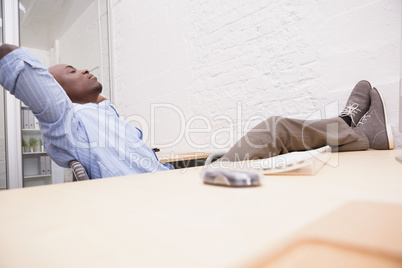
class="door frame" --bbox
[2,0,22,189]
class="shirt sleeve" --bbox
[0,48,78,168]
[0,48,73,123]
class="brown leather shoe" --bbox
[356,87,394,150]
[340,80,372,127]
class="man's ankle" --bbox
[340,116,352,127]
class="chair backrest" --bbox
[69,160,90,181]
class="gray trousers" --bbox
[221,116,369,161]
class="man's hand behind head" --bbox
[0,44,19,60]
[96,95,108,104]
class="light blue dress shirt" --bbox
[0,48,173,179]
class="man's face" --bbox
[49,64,103,104]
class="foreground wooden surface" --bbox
[0,150,401,268]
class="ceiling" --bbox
[19,0,67,26]
[19,0,96,49]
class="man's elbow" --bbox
[0,44,20,60]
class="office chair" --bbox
[69,160,90,181]
[69,149,160,181]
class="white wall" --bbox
[111,0,401,153]
[26,47,50,67]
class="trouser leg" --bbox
[220,116,369,162]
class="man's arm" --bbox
[0,44,73,124]
[0,44,79,168]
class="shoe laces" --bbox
[340,103,361,125]
[357,113,371,126]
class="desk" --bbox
[0,150,402,268]
[157,152,211,168]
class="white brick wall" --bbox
[111,0,401,152]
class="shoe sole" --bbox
[373,87,395,150]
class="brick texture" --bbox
[111,0,401,152]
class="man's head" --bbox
[49,64,103,104]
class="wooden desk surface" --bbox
[0,150,402,268]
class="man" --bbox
[0,44,394,179]
[0,44,174,179]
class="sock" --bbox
[340,116,352,126]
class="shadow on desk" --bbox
[244,201,402,268]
